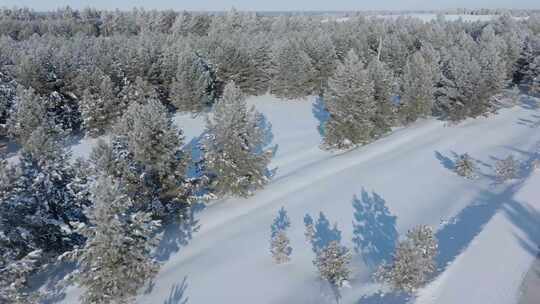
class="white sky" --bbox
[0,0,537,11]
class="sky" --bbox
[0,0,538,11]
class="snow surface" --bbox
[59,94,540,304]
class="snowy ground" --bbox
[57,94,540,304]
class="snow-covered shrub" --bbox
[495,155,520,181]
[375,225,438,293]
[454,153,477,179]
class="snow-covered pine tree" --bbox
[7,85,47,146]
[0,128,89,303]
[323,49,376,150]
[454,153,477,179]
[375,225,438,293]
[77,176,160,304]
[298,30,337,95]
[495,155,520,181]
[367,57,395,138]
[203,82,271,197]
[170,48,216,113]
[419,42,442,85]
[106,99,196,218]
[270,231,292,264]
[0,69,16,139]
[436,46,486,121]
[244,34,272,96]
[80,74,121,136]
[207,35,255,96]
[513,35,540,86]
[400,52,434,124]
[119,76,159,106]
[313,240,352,304]
[270,38,315,99]
[0,249,42,304]
[270,207,292,264]
[477,26,507,103]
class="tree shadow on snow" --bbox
[434,151,456,171]
[352,190,398,268]
[163,276,189,304]
[255,112,279,179]
[312,96,330,137]
[155,204,203,262]
[305,212,342,253]
[436,147,540,273]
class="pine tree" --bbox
[299,31,337,94]
[270,38,315,99]
[7,85,47,146]
[495,155,519,181]
[375,225,438,293]
[400,52,434,124]
[0,130,89,302]
[367,57,395,137]
[105,99,196,218]
[203,82,271,197]
[270,207,292,264]
[77,176,160,304]
[454,153,477,179]
[313,241,352,304]
[170,49,216,113]
[0,70,16,139]
[323,50,376,150]
[80,74,122,136]
[436,47,487,121]
[478,26,507,102]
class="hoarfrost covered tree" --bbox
[170,48,217,113]
[375,225,438,293]
[270,38,315,99]
[454,153,477,179]
[400,52,434,124]
[7,85,47,146]
[323,50,376,150]
[436,46,487,121]
[0,249,42,304]
[298,30,338,94]
[0,128,89,302]
[80,73,122,136]
[495,155,520,181]
[94,99,197,218]
[513,35,540,87]
[0,70,16,139]
[367,57,395,137]
[313,240,352,304]
[270,207,292,264]
[203,82,271,197]
[477,26,508,102]
[77,176,160,304]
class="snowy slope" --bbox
[59,95,540,304]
